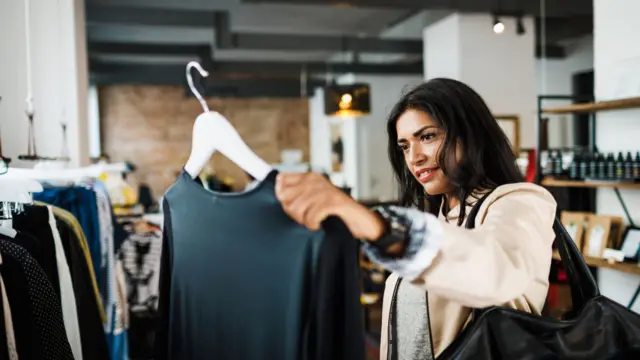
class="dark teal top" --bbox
[155,170,365,360]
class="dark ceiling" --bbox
[86,0,593,97]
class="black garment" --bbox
[0,236,74,360]
[138,183,156,212]
[155,170,365,360]
[1,235,35,360]
[0,265,7,360]
[12,205,60,296]
[54,216,111,360]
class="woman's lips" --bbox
[416,168,437,183]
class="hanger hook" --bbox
[186,61,210,113]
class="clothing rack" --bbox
[0,167,142,360]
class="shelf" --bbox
[541,97,640,114]
[541,178,640,189]
[552,251,640,275]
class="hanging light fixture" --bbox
[324,83,371,118]
[493,14,505,34]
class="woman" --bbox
[275,78,556,359]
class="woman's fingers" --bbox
[276,172,339,230]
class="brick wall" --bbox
[99,85,310,199]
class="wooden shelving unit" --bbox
[552,251,640,276]
[541,178,640,189]
[538,94,640,309]
[542,96,640,114]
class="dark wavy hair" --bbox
[387,78,523,225]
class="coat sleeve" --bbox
[363,183,556,308]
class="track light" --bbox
[516,16,525,35]
[493,15,504,34]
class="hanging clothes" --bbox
[0,236,74,359]
[121,229,163,313]
[0,249,18,360]
[49,204,111,360]
[94,181,115,307]
[155,170,365,360]
[47,205,83,359]
[108,259,130,360]
[45,203,106,321]
[12,206,60,294]
[34,186,102,285]
[121,228,163,360]
[13,204,83,359]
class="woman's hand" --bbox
[275,172,385,241]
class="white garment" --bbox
[93,185,116,334]
[0,250,18,360]
[46,206,83,360]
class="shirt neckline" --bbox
[180,168,279,199]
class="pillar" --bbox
[593,0,640,312]
[0,0,90,167]
[423,14,537,148]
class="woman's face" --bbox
[396,109,455,196]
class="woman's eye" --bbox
[399,145,409,152]
[420,133,436,142]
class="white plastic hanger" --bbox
[0,177,43,238]
[182,61,272,181]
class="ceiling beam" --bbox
[88,35,567,61]
[89,59,424,77]
[89,65,326,98]
[88,42,211,57]
[536,16,593,43]
[242,0,593,17]
[231,33,423,54]
[85,4,220,27]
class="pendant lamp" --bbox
[324,83,371,118]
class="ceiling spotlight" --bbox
[493,16,505,34]
[516,16,525,35]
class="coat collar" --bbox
[439,189,490,223]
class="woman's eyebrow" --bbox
[412,125,435,137]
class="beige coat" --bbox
[379,183,557,359]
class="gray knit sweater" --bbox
[394,280,434,360]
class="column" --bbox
[423,13,537,148]
[0,0,90,166]
[593,0,640,312]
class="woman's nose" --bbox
[408,146,427,166]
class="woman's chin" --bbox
[422,181,448,196]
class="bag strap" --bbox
[463,188,599,319]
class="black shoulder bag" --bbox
[436,191,640,359]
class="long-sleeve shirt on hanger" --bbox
[155,170,365,360]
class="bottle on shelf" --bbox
[553,150,564,177]
[542,151,554,177]
[634,151,640,182]
[589,152,600,180]
[606,152,616,180]
[615,152,625,180]
[597,151,607,179]
[579,152,589,180]
[624,152,634,180]
[569,153,580,180]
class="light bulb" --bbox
[493,21,505,34]
[339,93,353,109]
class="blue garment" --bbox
[34,187,102,288]
[106,306,129,360]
